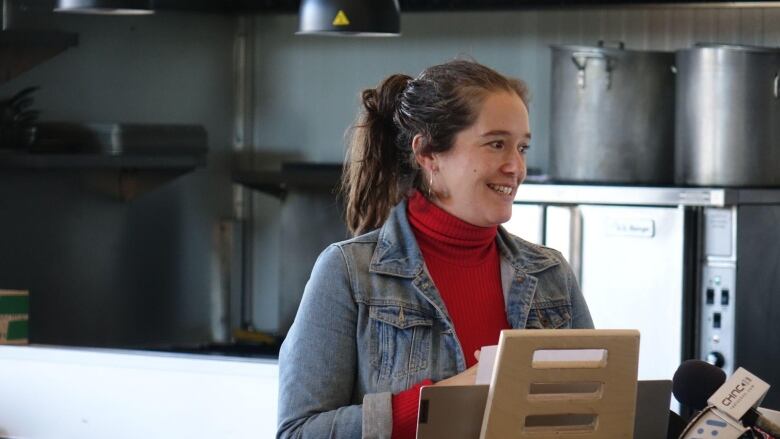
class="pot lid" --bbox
[551,41,673,56]
[690,42,780,53]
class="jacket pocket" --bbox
[526,300,572,329]
[369,304,433,381]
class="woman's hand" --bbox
[433,350,481,387]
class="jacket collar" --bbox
[369,199,559,277]
[369,199,425,278]
[495,227,560,274]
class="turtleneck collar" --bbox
[407,190,498,264]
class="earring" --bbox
[428,172,434,198]
[431,168,449,199]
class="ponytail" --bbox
[342,74,412,236]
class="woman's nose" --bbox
[502,149,525,175]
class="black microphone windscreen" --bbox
[672,359,727,410]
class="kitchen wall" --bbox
[0,10,235,347]
[4,5,780,344]
[248,6,780,334]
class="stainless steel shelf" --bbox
[515,183,780,207]
[0,152,206,170]
[233,163,341,198]
[0,151,207,200]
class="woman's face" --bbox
[427,91,530,227]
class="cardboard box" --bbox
[0,290,28,344]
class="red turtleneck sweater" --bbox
[390,191,511,439]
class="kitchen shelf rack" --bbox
[232,162,349,335]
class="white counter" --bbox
[0,345,278,439]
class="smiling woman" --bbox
[277,59,594,439]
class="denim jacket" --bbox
[277,199,593,439]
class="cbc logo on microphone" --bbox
[691,419,727,438]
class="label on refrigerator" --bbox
[606,218,655,238]
[705,208,733,257]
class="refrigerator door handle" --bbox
[544,206,584,283]
[569,206,583,283]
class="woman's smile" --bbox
[486,183,515,196]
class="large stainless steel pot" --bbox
[676,44,780,187]
[550,42,675,184]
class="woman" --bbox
[277,60,593,439]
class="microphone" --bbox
[673,359,726,411]
[673,360,780,438]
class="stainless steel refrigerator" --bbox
[506,184,780,409]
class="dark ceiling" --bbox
[152,0,780,14]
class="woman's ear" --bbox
[412,134,437,173]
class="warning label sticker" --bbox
[332,10,350,26]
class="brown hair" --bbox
[341,59,529,236]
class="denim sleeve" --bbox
[277,244,375,439]
[559,255,594,329]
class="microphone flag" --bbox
[709,367,771,421]
[678,406,747,439]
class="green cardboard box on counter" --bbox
[0,290,28,344]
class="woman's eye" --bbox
[519,144,530,154]
[489,141,504,150]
